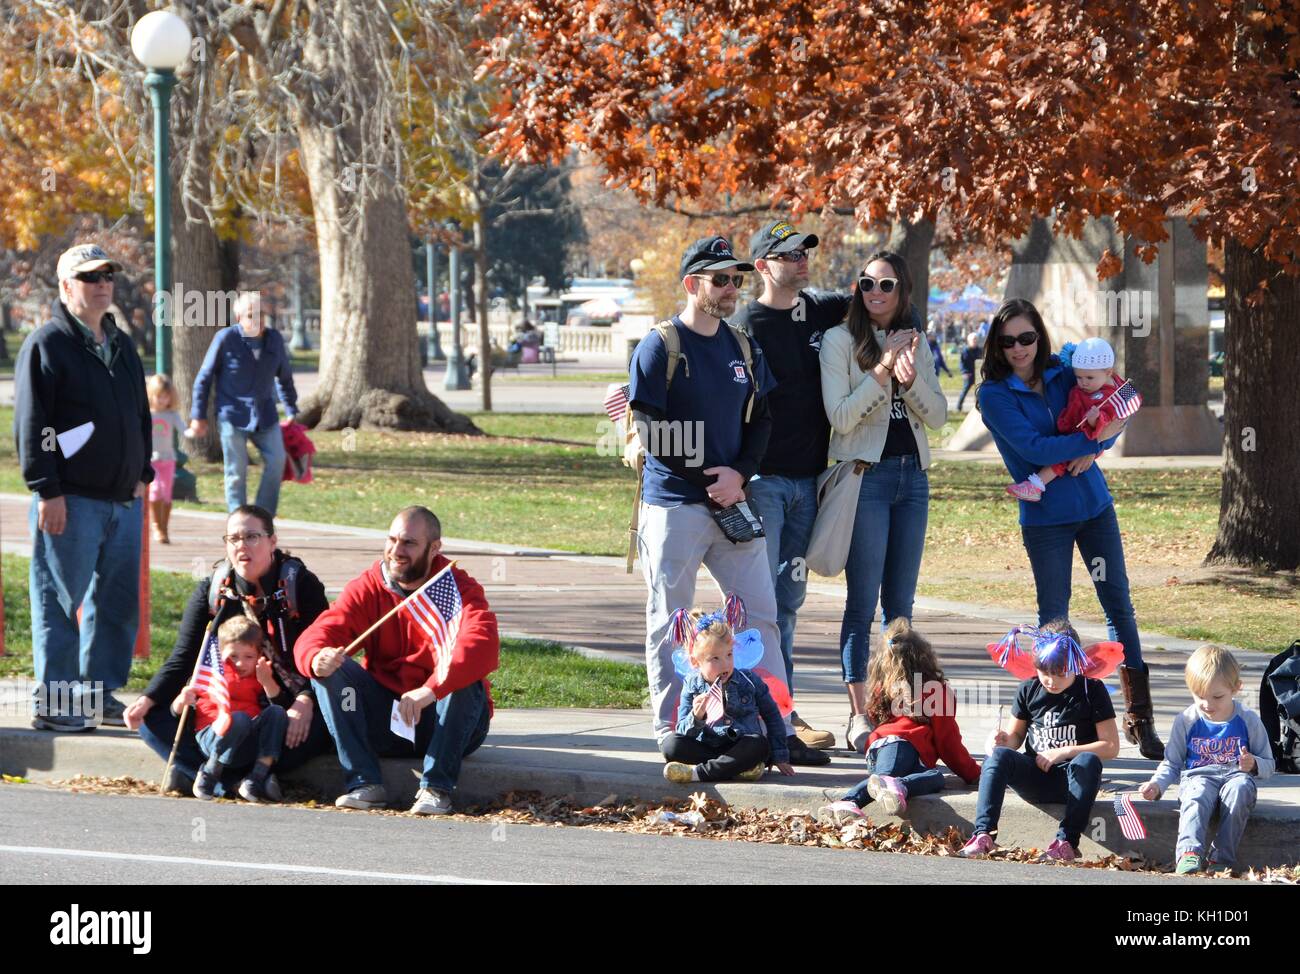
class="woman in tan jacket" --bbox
[819,251,948,751]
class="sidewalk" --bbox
[2,496,1293,866]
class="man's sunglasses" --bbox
[694,272,744,288]
[765,249,808,263]
[74,270,115,283]
[997,331,1039,348]
[857,275,898,293]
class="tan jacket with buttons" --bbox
[819,323,948,468]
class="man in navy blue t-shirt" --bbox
[629,236,829,767]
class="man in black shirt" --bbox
[731,221,850,751]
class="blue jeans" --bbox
[219,420,286,515]
[195,706,288,773]
[28,494,143,712]
[973,747,1103,847]
[1020,504,1144,669]
[140,699,334,786]
[747,474,818,691]
[956,373,975,411]
[840,456,930,683]
[313,658,490,793]
[844,739,946,806]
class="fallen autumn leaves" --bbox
[25,775,1298,884]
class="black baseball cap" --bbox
[749,220,820,261]
[679,236,756,279]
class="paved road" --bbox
[0,785,1207,885]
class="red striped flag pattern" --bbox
[1103,380,1143,420]
[1115,792,1147,841]
[192,633,232,736]
[603,383,630,423]
[399,565,463,685]
[704,679,726,725]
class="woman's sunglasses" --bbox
[74,270,114,283]
[694,273,744,289]
[997,331,1039,349]
[857,276,898,293]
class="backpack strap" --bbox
[727,325,758,422]
[652,319,686,390]
[207,555,304,618]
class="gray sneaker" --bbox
[31,714,95,733]
[334,783,389,809]
[409,787,454,816]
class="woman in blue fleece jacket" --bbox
[189,293,298,515]
[976,298,1163,760]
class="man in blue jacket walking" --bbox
[189,292,298,515]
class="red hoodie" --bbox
[864,686,981,784]
[294,557,498,713]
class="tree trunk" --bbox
[474,218,492,412]
[170,202,228,462]
[887,219,934,324]
[290,5,477,433]
[1205,239,1300,570]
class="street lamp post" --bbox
[131,10,191,378]
[443,225,469,391]
[426,236,444,361]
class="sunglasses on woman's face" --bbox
[74,270,114,284]
[857,276,898,293]
[695,273,744,289]
[997,331,1039,349]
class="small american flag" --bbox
[399,564,463,685]
[192,633,232,736]
[704,679,726,725]
[1115,792,1147,841]
[1102,380,1143,421]
[603,383,630,423]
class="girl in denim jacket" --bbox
[661,600,796,783]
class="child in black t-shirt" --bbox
[960,619,1121,862]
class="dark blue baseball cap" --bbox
[679,236,756,279]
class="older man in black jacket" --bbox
[15,244,153,732]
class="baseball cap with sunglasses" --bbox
[857,275,898,293]
[997,331,1039,348]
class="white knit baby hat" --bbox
[1071,337,1115,370]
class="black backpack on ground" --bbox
[1260,639,1300,774]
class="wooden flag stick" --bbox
[160,612,221,795]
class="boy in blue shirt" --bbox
[1141,644,1274,873]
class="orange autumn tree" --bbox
[484,0,1300,571]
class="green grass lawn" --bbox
[3,405,1293,655]
[0,552,645,707]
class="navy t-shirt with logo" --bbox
[629,317,777,506]
[1012,676,1115,757]
[731,289,849,478]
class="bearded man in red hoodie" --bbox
[295,506,498,815]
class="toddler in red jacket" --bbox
[173,615,288,803]
[818,619,981,822]
[1006,337,1140,502]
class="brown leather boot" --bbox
[1118,665,1164,761]
[150,499,170,544]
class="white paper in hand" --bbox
[56,421,94,458]
[389,700,416,743]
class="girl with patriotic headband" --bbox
[960,619,1122,862]
[660,595,796,783]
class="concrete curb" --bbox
[4,727,1297,869]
